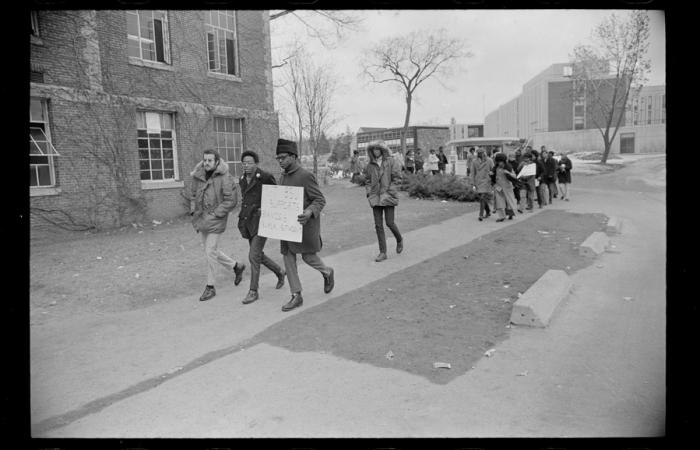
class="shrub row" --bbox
[399,173,478,202]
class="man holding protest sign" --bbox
[275,139,335,312]
[237,150,286,305]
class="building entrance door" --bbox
[620,133,635,154]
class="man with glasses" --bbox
[275,139,335,312]
[189,149,246,302]
[237,150,286,305]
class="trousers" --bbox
[247,235,282,291]
[200,231,237,286]
[373,206,402,254]
[283,250,331,294]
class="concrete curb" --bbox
[509,269,572,328]
[605,216,623,234]
[579,231,611,258]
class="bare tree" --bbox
[361,29,470,155]
[269,10,362,49]
[301,57,338,176]
[277,46,339,177]
[569,10,651,164]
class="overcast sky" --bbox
[270,9,665,137]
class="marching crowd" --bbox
[188,139,571,313]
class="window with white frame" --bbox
[214,117,244,177]
[137,111,178,181]
[205,11,239,76]
[127,11,170,64]
[30,10,39,36]
[30,98,61,187]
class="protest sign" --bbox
[517,163,536,178]
[258,185,303,242]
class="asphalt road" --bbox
[31,154,666,438]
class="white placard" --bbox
[258,185,304,242]
[517,163,536,178]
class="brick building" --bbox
[355,126,450,160]
[29,10,278,233]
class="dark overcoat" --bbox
[237,167,277,239]
[557,157,573,184]
[279,163,326,255]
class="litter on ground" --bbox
[433,362,451,369]
[484,349,496,357]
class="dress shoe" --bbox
[199,285,216,302]
[281,293,303,312]
[233,263,246,286]
[323,267,335,294]
[478,216,483,221]
[396,240,403,254]
[375,252,387,262]
[275,270,286,289]
[517,209,523,214]
[242,290,258,304]
[496,218,505,222]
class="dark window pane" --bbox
[161,130,172,138]
[149,139,161,149]
[152,160,162,170]
[225,118,233,133]
[152,170,163,180]
[137,130,148,138]
[30,155,49,165]
[38,165,51,185]
[30,167,38,186]
[164,169,174,179]
[139,149,149,159]
[139,160,150,170]
[140,170,151,180]
[162,139,172,149]
[163,149,173,159]
[148,132,160,138]
[150,149,162,159]
[234,119,242,133]
[215,117,223,131]
[154,19,165,62]
[207,32,216,70]
[163,159,173,169]
[138,139,149,149]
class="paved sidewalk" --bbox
[33,166,666,437]
[31,206,543,435]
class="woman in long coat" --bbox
[493,153,519,221]
[557,152,573,201]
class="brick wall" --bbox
[29,10,278,237]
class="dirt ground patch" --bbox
[249,210,607,384]
[29,180,477,325]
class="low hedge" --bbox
[399,173,478,202]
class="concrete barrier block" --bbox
[509,270,572,327]
[579,232,610,258]
[605,216,623,234]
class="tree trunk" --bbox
[402,93,412,156]
[601,129,611,164]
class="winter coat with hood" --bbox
[189,160,238,234]
[363,144,402,207]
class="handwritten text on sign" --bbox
[258,184,303,242]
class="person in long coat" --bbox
[276,139,335,312]
[493,153,519,221]
[362,140,404,262]
[237,150,286,305]
[190,149,245,302]
[557,151,573,201]
[468,148,494,221]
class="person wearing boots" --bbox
[237,150,286,305]
[189,149,246,302]
[275,139,335,312]
[362,140,404,262]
